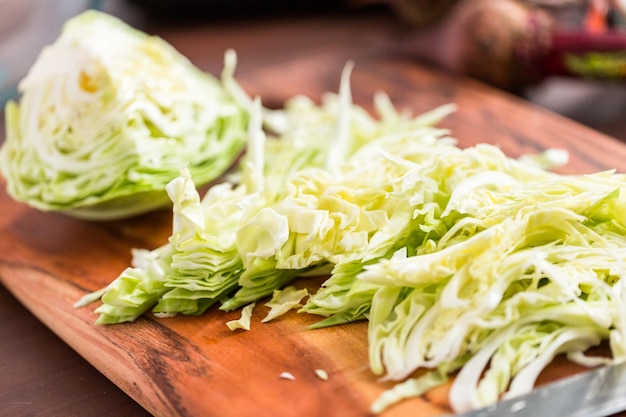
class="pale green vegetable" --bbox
[75,59,626,416]
[0,11,248,220]
[92,244,175,324]
[361,173,626,413]
[301,259,380,328]
[262,286,309,323]
[78,65,458,322]
[226,302,256,331]
[303,143,564,328]
[279,372,296,380]
[371,369,449,413]
[314,369,329,381]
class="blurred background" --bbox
[1,0,625,140]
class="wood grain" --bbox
[3,12,626,417]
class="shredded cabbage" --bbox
[75,58,626,415]
[76,64,459,320]
[0,11,248,220]
[361,174,626,412]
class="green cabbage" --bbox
[262,286,309,323]
[361,172,626,412]
[226,302,256,331]
[76,64,458,322]
[75,58,626,415]
[0,11,248,220]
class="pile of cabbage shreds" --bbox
[78,62,626,413]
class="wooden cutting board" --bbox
[2,48,626,417]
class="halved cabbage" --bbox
[0,10,248,220]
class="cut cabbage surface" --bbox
[0,11,248,220]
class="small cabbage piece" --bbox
[0,11,248,220]
[279,372,296,380]
[226,302,256,331]
[371,370,448,413]
[262,286,309,323]
[314,369,329,381]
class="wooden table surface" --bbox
[2,3,626,417]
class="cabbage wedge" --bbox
[0,11,248,220]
